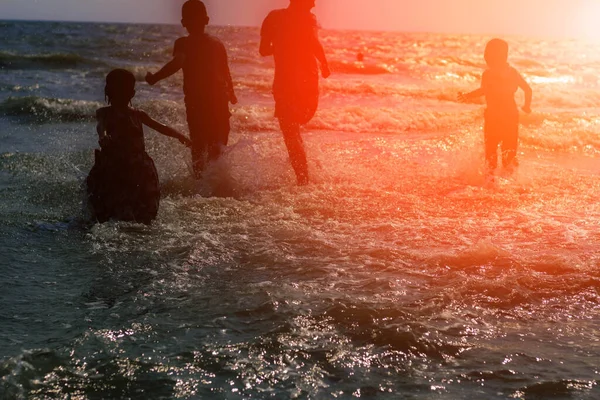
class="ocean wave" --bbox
[324,301,468,359]
[0,96,100,122]
[2,95,597,155]
[412,55,483,69]
[230,104,480,134]
[329,60,396,75]
[0,51,104,70]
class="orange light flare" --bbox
[575,0,600,41]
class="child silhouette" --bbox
[87,69,192,224]
[459,38,532,175]
[260,0,330,185]
[146,0,237,179]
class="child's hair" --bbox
[105,69,136,105]
[484,39,509,69]
[182,0,208,23]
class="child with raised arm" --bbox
[145,0,237,179]
[459,38,532,175]
[87,69,192,224]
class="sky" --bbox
[1,0,599,39]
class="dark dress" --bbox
[86,107,160,224]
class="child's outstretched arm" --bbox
[146,53,184,86]
[458,87,484,102]
[458,71,487,102]
[138,111,192,148]
[517,73,532,113]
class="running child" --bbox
[459,38,532,174]
[146,0,237,179]
[260,0,330,185]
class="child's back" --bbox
[482,65,521,120]
[96,106,146,160]
[175,33,232,108]
[263,7,320,76]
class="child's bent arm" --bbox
[259,35,273,57]
[146,55,184,85]
[221,45,237,104]
[517,73,533,113]
[96,109,112,148]
[96,109,106,138]
[314,39,330,78]
[95,113,104,139]
[139,111,192,147]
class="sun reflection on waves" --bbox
[529,74,576,84]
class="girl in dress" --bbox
[87,69,192,224]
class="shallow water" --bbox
[1,21,600,399]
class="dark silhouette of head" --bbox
[484,38,509,69]
[289,0,316,11]
[105,69,136,106]
[181,0,209,34]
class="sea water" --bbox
[1,21,600,399]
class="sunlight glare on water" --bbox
[0,21,600,399]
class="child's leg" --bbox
[207,142,222,163]
[279,118,309,185]
[484,120,500,172]
[501,125,519,169]
[187,106,207,179]
[206,116,230,163]
[191,142,208,179]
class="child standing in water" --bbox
[145,0,237,179]
[87,69,192,224]
[459,38,532,175]
[260,0,330,185]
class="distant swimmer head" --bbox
[484,38,509,69]
[105,69,136,106]
[181,0,209,32]
[290,0,316,11]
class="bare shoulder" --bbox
[202,34,227,57]
[269,9,285,18]
[509,65,526,81]
[481,69,490,80]
[130,107,149,120]
[173,36,188,53]
[264,9,285,24]
[174,36,188,47]
[205,34,225,47]
[96,106,109,119]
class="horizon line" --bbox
[0,18,587,41]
